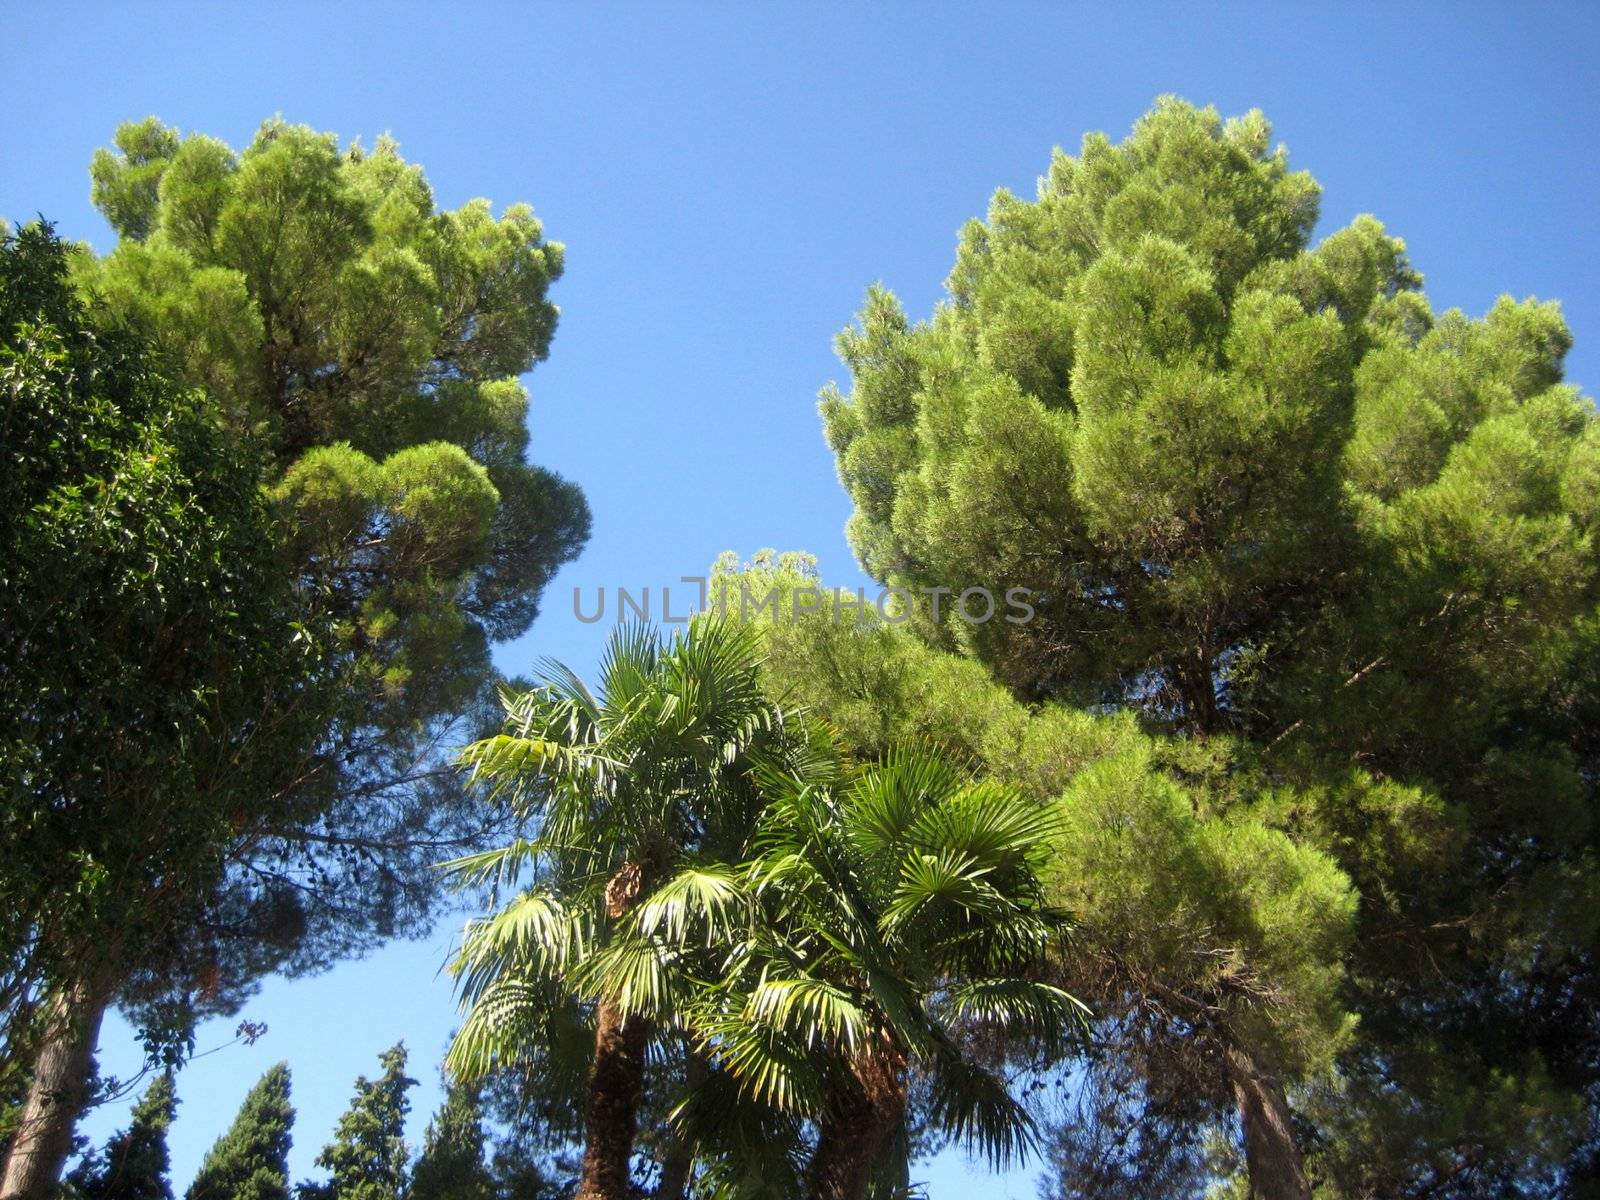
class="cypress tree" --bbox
[304,1044,416,1200]
[67,1074,177,1200]
[185,1064,294,1200]
[406,1080,494,1200]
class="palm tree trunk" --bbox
[1,978,110,1200]
[805,1039,908,1200]
[574,859,653,1200]
[1225,1042,1311,1200]
[574,997,651,1200]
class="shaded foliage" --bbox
[66,1075,177,1200]
[303,1044,417,1200]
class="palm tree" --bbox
[675,747,1087,1200]
[444,620,805,1200]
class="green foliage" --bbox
[270,439,500,710]
[682,746,1083,1177]
[77,114,591,750]
[0,221,317,1058]
[445,619,798,1070]
[1048,744,1357,1077]
[90,119,179,242]
[186,1064,295,1200]
[469,1068,575,1200]
[303,1044,417,1200]
[75,105,590,839]
[448,613,1078,1197]
[67,1074,178,1200]
[36,113,590,1077]
[406,1079,494,1200]
[446,621,807,1196]
[730,557,1359,1173]
[816,96,1600,1193]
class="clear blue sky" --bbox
[3,3,1597,1195]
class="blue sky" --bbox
[3,3,1597,1195]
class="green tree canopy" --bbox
[715,551,1362,1198]
[447,620,806,1200]
[185,1064,294,1200]
[6,110,590,1198]
[1,116,593,1198]
[69,117,591,986]
[679,745,1082,1200]
[0,222,317,1197]
[304,1043,417,1200]
[815,97,1600,1196]
[406,1079,495,1200]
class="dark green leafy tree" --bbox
[0,223,316,1198]
[4,116,589,1194]
[66,1074,177,1200]
[186,1064,294,1200]
[406,1078,494,1200]
[469,1067,575,1200]
[302,1043,417,1200]
[816,98,1600,1197]
[1034,1053,1221,1200]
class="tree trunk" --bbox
[654,1140,691,1200]
[1,979,110,1200]
[1225,1042,1311,1200]
[574,998,651,1200]
[805,1038,908,1200]
[652,1045,704,1200]
[574,859,653,1200]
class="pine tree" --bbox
[814,97,1600,1196]
[304,1044,416,1200]
[720,551,1358,1198]
[3,115,591,1196]
[65,115,592,1006]
[67,1074,177,1200]
[186,1064,294,1200]
[406,1080,494,1200]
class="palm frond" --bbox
[451,887,592,1000]
[880,848,1007,938]
[631,864,752,946]
[447,977,570,1079]
[572,931,688,1022]
[597,619,662,709]
[942,976,1091,1048]
[437,838,540,892]
[921,1042,1038,1169]
[692,1008,828,1115]
[746,975,871,1051]
[905,780,1057,867]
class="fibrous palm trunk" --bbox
[1226,1042,1311,1200]
[805,1038,908,1200]
[574,860,653,1200]
[575,997,651,1200]
[1,978,110,1200]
